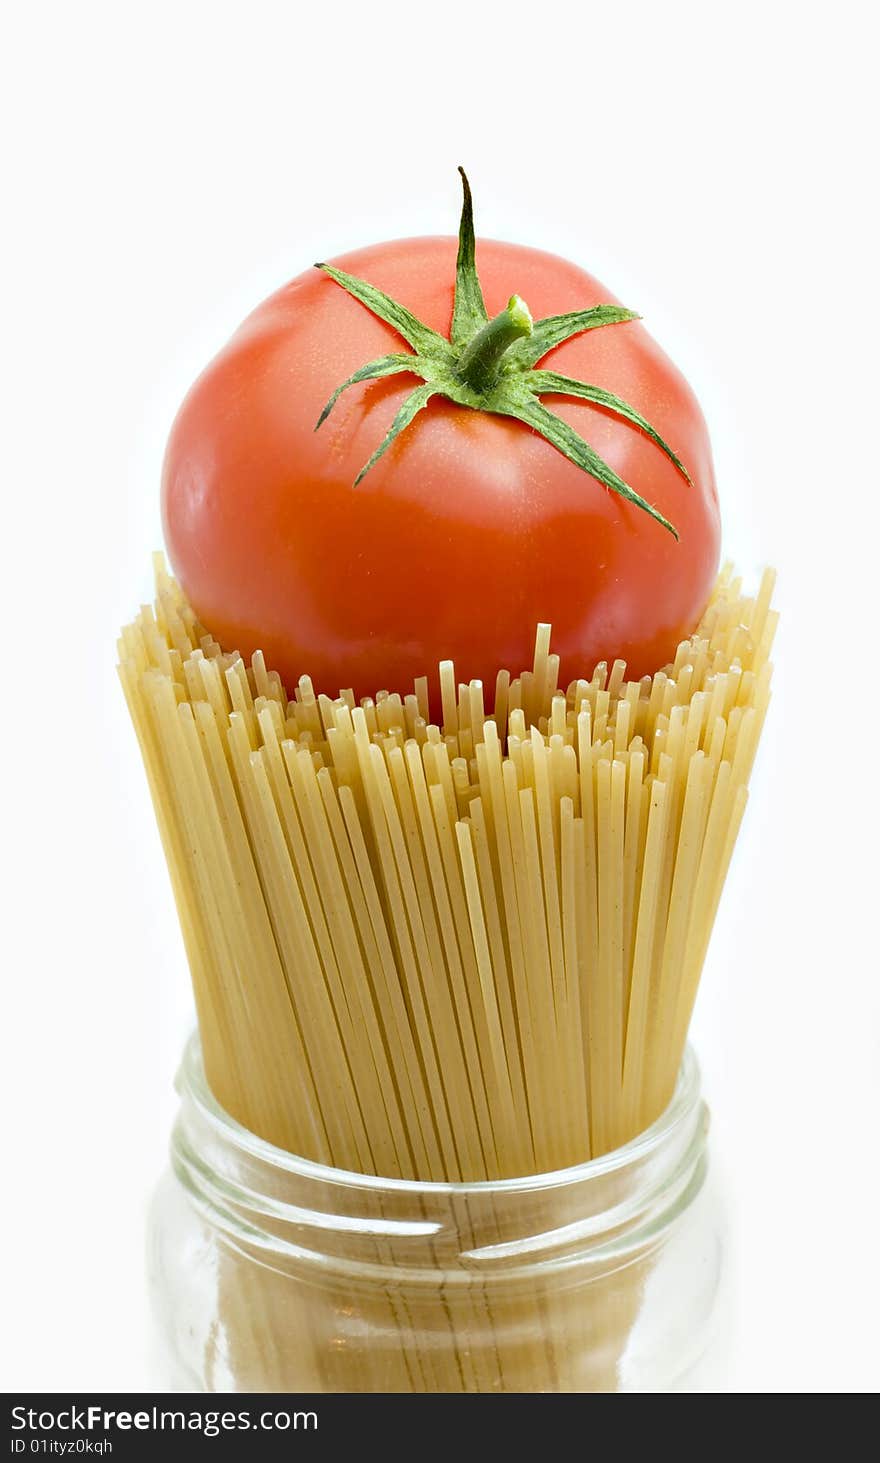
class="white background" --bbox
[2,0,878,1394]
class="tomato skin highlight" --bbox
[162,235,720,701]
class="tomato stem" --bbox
[455,294,533,393]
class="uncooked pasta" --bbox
[118,557,775,1182]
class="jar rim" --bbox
[179,1032,702,1198]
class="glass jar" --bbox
[148,1033,724,1392]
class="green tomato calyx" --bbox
[315,169,691,538]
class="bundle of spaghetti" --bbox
[119,557,775,1181]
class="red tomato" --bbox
[162,236,720,703]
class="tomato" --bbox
[162,226,720,705]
